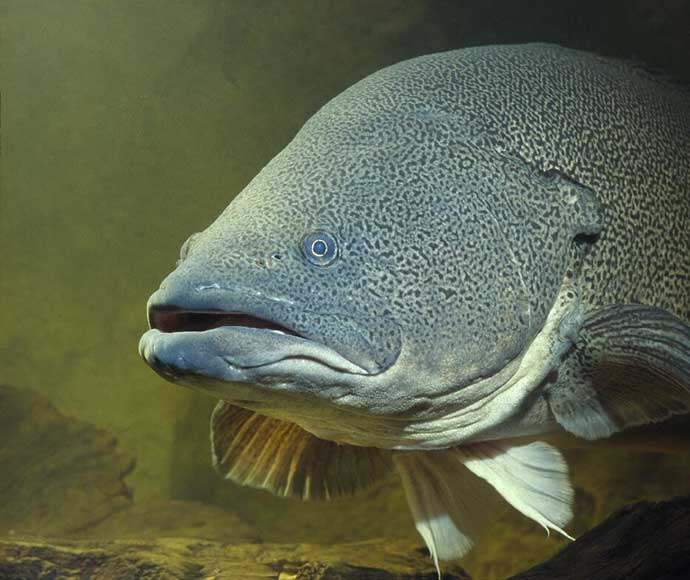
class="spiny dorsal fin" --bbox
[211,401,392,500]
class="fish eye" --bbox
[302,231,338,266]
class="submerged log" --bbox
[0,537,470,580]
[508,495,690,580]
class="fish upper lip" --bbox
[143,300,373,376]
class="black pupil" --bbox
[312,240,327,256]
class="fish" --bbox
[139,43,690,574]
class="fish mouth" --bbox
[140,302,374,381]
[148,307,302,338]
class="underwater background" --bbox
[3,1,690,578]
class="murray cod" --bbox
[140,43,690,570]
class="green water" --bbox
[3,2,690,578]
[2,0,456,502]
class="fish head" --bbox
[140,94,601,448]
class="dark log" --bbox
[508,496,690,580]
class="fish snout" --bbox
[140,249,404,380]
[139,329,193,381]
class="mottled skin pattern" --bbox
[144,43,690,449]
[295,43,690,323]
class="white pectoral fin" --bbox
[394,440,574,575]
[458,441,574,540]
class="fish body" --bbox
[140,44,690,571]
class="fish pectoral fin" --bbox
[458,441,574,539]
[545,304,690,440]
[210,401,392,500]
[393,440,574,575]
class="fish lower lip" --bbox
[139,326,371,377]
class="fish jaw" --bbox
[139,324,370,383]
[138,279,393,408]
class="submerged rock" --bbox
[0,384,468,578]
[87,499,258,543]
[0,384,135,537]
[0,385,256,544]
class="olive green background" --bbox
[3,1,689,578]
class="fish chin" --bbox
[139,323,393,446]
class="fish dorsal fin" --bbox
[210,401,392,500]
[394,441,573,575]
[546,304,690,440]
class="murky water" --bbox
[3,2,689,578]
